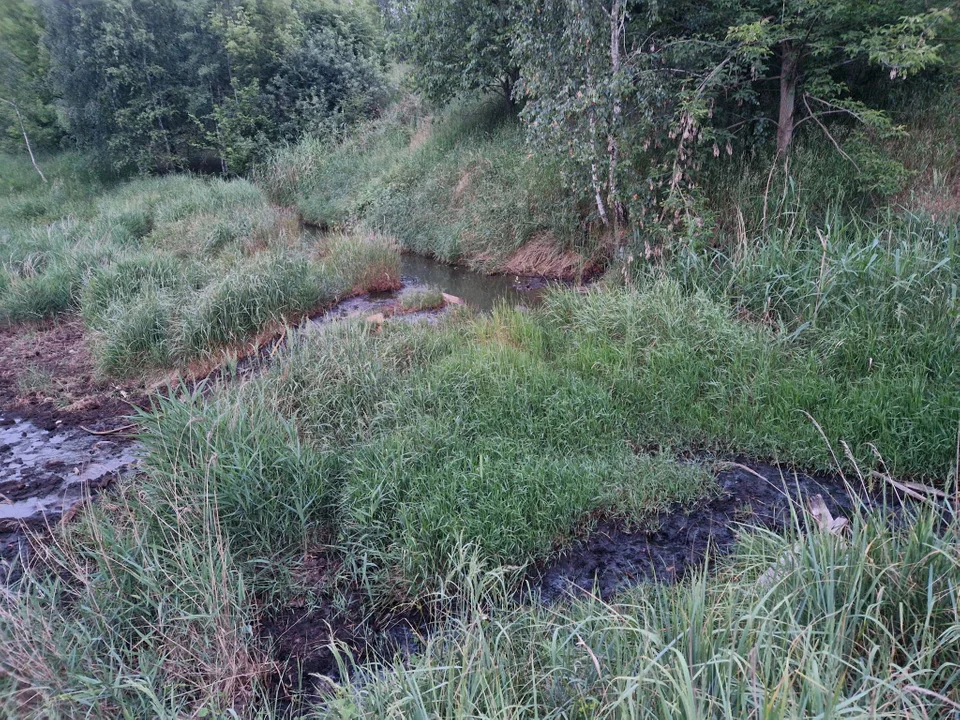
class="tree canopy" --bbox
[3,0,387,172]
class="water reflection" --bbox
[398,253,547,312]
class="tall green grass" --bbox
[333,505,960,719]
[260,96,590,271]
[0,156,401,373]
[1,280,955,716]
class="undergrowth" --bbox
[259,96,593,272]
[332,505,960,719]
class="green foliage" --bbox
[0,0,60,151]
[0,161,401,370]
[41,0,388,172]
[261,96,588,270]
[401,0,518,104]
[506,0,955,236]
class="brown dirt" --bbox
[408,116,433,151]
[0,317,152,432]
[503,233,597,280]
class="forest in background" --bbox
[2,0,957,229]
[1,1,960,718]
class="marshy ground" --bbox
[0,94,958,718]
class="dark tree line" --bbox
[401,0,956,231]
[2,0,388,173]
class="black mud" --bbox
[534,460,864,603]
[261,459,871,711]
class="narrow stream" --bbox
[1,255,547,582]
[397,253,549,311]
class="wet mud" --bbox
[262,459,872,710]
[0,414,140,582]
[533,460,864,603]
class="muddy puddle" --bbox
[0,414,140,582]
[533,460,864,603]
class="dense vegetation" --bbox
[0,153,399,373]
[0,0,958,717]
[3,0,387,173]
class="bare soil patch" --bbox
[0,316,151,432]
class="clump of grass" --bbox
[0,263,85,323]
[93,289,176,375]
[173,253,332,359]
[322,230,402,294]
[14,364,59,399]
[0,479,268,718]
[337,504,960,718]
[396,287,445,313]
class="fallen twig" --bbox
[80,423,138,436]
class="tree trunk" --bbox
[0,97,46,182]
[776,42,799,156]
[607,0,625,230]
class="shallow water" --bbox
[0,415,140,581]
[397,253,549,311]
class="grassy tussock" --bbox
[0,162,400,373]
[397,287,445,313]
[0,482,266,718]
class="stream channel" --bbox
[0,254,549,582]
[0,253,871,706]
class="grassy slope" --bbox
[0,156,400,374]
[259,97,595,274]
[1,90,958,717]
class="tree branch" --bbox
[0,96,46,183]
[802,94,861,171]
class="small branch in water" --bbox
[80,423,138,436]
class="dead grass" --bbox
[503,233,596,280]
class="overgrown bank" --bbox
[0,157,400,378]
[2,261,958,714]
[259,97,599,277]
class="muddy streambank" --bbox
[0,415,140,583]
[532,460,864,603]
[0,256,552,584]
[261,458,872,707]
